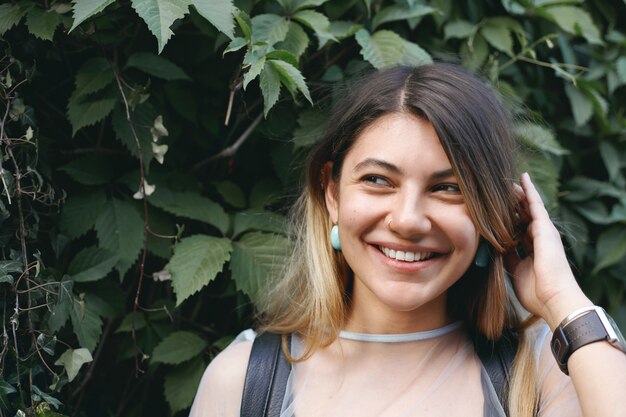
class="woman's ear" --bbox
[323,162,339,223]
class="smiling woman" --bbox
[189,64,626,417]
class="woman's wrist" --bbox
[543,288,594,331]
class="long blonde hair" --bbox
[258,64,538,417]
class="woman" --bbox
[190,64,626,417]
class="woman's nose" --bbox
[388,192,432,238]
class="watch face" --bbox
[605,313,626,352]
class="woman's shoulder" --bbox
[204,330,255,386]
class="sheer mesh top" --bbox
[189,323,581,417]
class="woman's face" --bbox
[325,112,480,330]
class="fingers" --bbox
[519,172,551,223]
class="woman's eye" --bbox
[363,175,389,186]
[433,184,460,192]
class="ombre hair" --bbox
[259,63,537,417]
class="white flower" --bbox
[25,127,33,140]
[152,142,168,164]
[133,181,155,199]
[152,270,172,282]
[150,115,168,142]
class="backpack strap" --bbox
[240,332,292,417]
[474,329,519,416]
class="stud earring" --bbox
[474,240,491,268]
[330,224,341,251]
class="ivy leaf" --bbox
[54,348,93,382]
[565,84,593,126]
[544,5,602,45]
[67,85,117,136]
[0,260,22,285]
[26,7,62,41]
[230,232,289,301]
[130,0,192,53]
[69,0,116,31]
[190,0,234,39]
[259,62,281,116]
[68,247,118,282]
[163,356,206,413]
[48,278,74,333]
[151,331,207,364]
[267,59,312,104]
[58,154,118,185]
[593,226,626,274]
[513,122,569,155]
[355,29,405,69]
[275,21,309,59]
[444,20,474,40]
[251,14,289,46]
[166,235,233,305]
[233,210,287,238]
[372,4,436,30]
[60,190,107,239]
[125,52,191,81]
[94,199,144,277]
[0,3,29,35]
[72,58,115,98]
[148,187,229,234]
[70,296,103,351]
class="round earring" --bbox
[330,224,341,251]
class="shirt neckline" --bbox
[338,321,463,343]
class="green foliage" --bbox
[1,0,626,415]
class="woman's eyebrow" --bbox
[430,168,455,181]
[353,158,401,174]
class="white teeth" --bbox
[379,246,432,262]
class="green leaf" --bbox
[69,0,115,31]
[163,357,206,413]
[355,29,405,69]
[251,14,289,46]
[48,279,74,333]
[461,33,488,71]
[130,0,192,53]
[148,187,229,234]
[599,142,621,183]
[444,20,474,40]
[58,155,117,185]
[276,21,310,58]
[166,235,233,305]
[292,10,334,45]
[115,312,147,333]
[0,260,22,284]
[146,209,175,259]
[277,0,329,12]
[191,0,234,39]
[544,5,602,45]
[233,210,287,237]
[259,62,281,116]
[151,331,207,364]
[37,333,57,356]
[68,247,118,282]
[513,122,569,155]
[224,36,247,54]
[126,52,191,81]
[268,59,312,104]
[230,232,289,300]
[401,39,432,66]
[565,84,593,126]
[67,86,117,136]
[372,4,436,30]
[26,7,62,41]
[60,190,107,239]
[480,20,513,55]
[0,3,28,35]
[243,56,266,90]
[94,199,144,277]
[54,348,93,382]
[593,226,626,274]
[111,104,155,170]
[72,58,115,98]
[84,283,125,319]
[70,296,103,351]
[234,8,252,40]
[292,109,327,148]
[214,181,246,209]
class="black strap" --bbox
[241,332,292,417]
[241,330,518,417]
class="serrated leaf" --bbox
[26,7,62,41]
[213,181,246,209]
[355,29,405,69]
[69,0,115,31]
[544,5,602,45]
[58,155,117,185]
[565,84,593,126]
[67,86,117,136]
[163,357,205,413]
[70,297,103,351]
[251,14,289,46]
[54,348,93,382]
[148,187,229,234]
[293,10,333,45]
[94,199,144,277]
[68,247,118,282]
[481,21,513,55]
[73,57,115,98]
[401,40,432,66]
[60,190,107,239]
[276,21,309,58]
[48,279,74,333]
[0,3,29,35]
[372,4,436,30]
[593,226,626,274]
[234,8,252,40]
[130,0,192,53]
[224,36,247,54]
[111,104,155,171]
[166,235,233,305]
[444,20,474,40]
[243,56,266,90]
[126,52,190,81]
[268,59,312,104]
[191,0,234,39]
[233,210,286,237]
[151,331,207,364]
[115,311,147,333]
[293,109,326,148]
[278,0,329,12]
[230,232,289,300]
[260,63,281,116]
[513,122,568,155]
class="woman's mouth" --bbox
[378,246,436,262]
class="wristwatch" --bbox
[551,306,626,375]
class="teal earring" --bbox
[330,224,341,251]
[474,240,490,268]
